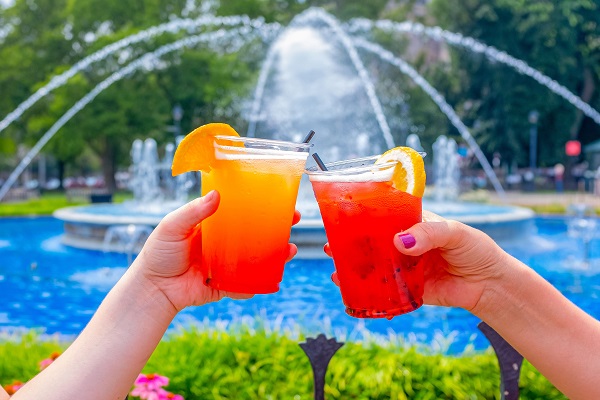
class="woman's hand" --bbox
[9,191,301,400]
[391,211,511,312]
[326,211,511,312]
[132,190,300,311]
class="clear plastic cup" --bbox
[307,155,425,318]
[200,136,312,294]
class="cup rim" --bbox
[305,153,425,175]
[214,135,313,150]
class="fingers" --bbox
[224,292,254,300]
[285,243,298,262]
[155,190,220,240]
[324,244,337,286]
[284,212,301,262]
[422,210,445,222]
[292,210,301,226]
[393,219,470,256]
[330,271,339,287]
[323,243,332,258]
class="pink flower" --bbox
[130,385,161,400]
[134,373,169,391]
[130,373,180,400]
[39,351,61,370]
[161,390,184,400]
[3,381,24,395]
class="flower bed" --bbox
[0,329,566,399]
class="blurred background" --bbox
[0,0,598,201]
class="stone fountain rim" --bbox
[53,201,535,228]
[53,206,164,226]
[427,204,535,225]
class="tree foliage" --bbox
[0,0,598,189]
[427,0,600,168]
[0,0,267,191]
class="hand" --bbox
[132,190,301,311]
[326,211,511,312]
[393,211,511,311]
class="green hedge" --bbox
[0,329,566,399]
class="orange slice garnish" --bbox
[171,123,240,176]
[375,146,426,197]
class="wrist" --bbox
[125,260,179,322]
[469,252,527,320]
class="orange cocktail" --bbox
[199,135,310,294]
[307,150,426,318]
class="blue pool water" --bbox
[0,216,599,353]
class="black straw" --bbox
[302,130,316,144]
[312,153,328,171]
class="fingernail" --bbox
[397,233,416,249]
[203,190,216,202]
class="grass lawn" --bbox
[0,191,133,217]
[517,202,600,215]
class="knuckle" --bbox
[417,222,438,243]
[446,219,464,234]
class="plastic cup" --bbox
[200,135,311,294]
[306,155,425,318]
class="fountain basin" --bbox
[54,200,534,256]
[53,202,182,252]
[423,200,536,242]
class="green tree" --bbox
[0,0,73,182]
[427,0,600,170]
[0,0,260,192]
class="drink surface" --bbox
[310,178,424,318]
[201,149,307,294]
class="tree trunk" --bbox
[565,67,596,190]
[101,138,117,193]
[58,160,65,190]
[569,67,596,139]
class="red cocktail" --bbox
[307,155,425,318]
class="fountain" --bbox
[5,7,600,254]
[431,135,460,202]
[103,224,154,266]
[242,12,534,254]
[566,204,598,267]
[3,6,600,354]
[53,137,195,252]
[419,134,534,241]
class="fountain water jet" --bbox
[291,8,395,149]
[352,37,505,197]
[347,18,600,125]
[4,7,599,200]
[432,136,460,202]
[406,133,425,154]
[0,8,600,199]
[567,204,598,270]
[103,224,154,266]
[38,26,275,252]
[5,7,595,253]
[247,8,394,151]
[55,136,195,251]
[0,15,277,134]
[0,25,278,201]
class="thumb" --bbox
[154,190,220,240]
[393,219,466,256]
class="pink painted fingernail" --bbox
[398,233,416,249]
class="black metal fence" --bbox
[300,322,524,400]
